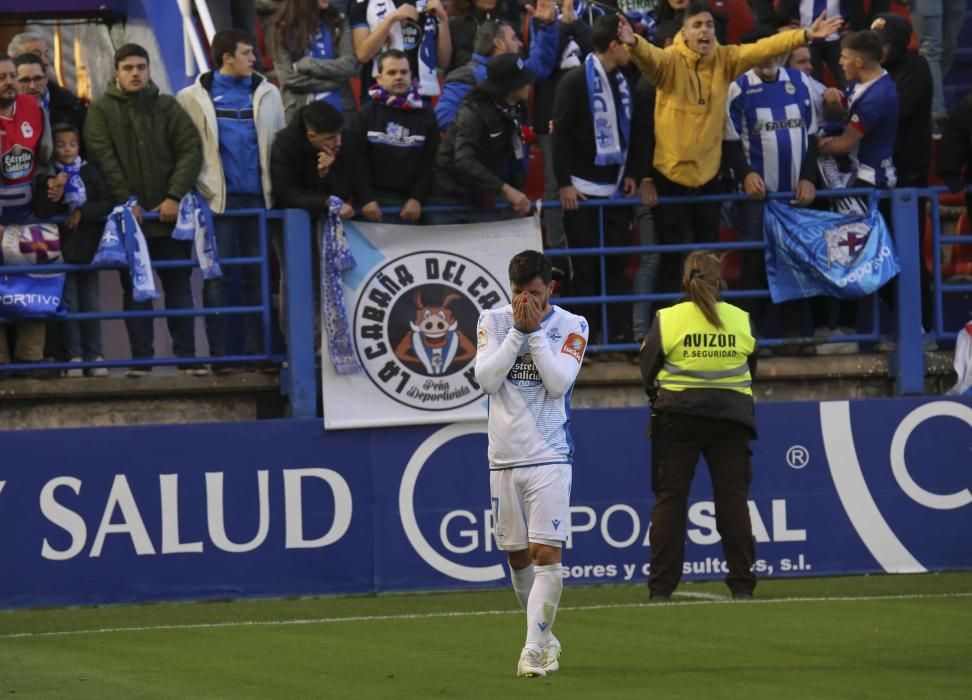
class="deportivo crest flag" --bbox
[0,223,66,319]
[320,217,542,429]
[762,200,900,303]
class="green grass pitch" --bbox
[1,573,970,698]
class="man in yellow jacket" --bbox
[617,4,843,294]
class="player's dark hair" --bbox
[841,30,884,64]
[683,250,725,329]
[114,43,150,69]
[509,250,553,286]
[592,13,622,53]
[683,1,713,23]
[377,48,409,73]
[301,100,343,134]
[211,29,255,68]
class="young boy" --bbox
[52,123,114,377]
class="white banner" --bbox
[322,218,543,429]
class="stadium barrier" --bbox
[1,186,968,418]
[1,396,969,609]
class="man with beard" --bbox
[348,49,439,222]
[0,53,59,376]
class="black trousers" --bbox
[563,200,634,343]
[653,174,722,294]
[649,412,757,597]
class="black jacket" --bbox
[640,307,759,437]
[434,89,526,202]
[552,63,636,190]
[877,12,933,179]
[938,93,972,212]
[269,106,353,217]
[48,82,87,145]
[348,100,439,204]
[628,77,657,182]
[54,162,114,263]
[532,18,593,136]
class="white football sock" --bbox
[510,563,535,610]
[524,563,563,654]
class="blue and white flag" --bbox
[763,199,900,302]
[416,0,440,97]
[0,223,66,319]
[173,192,222,280]
[95,197,159,302]
[320,197,361,375]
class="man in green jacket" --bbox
[85,43,206,377]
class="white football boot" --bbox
[516,647,547,677]
[540,635,561,672]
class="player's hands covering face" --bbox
[513,291,543,333]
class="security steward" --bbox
[640,250,758,601]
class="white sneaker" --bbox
[541,636,561,673]
[64,358,84,378]
[516,648,546,678]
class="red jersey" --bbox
[0,94,45,223]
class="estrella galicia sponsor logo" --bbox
[353,251,509,411]
[1,144,34,180]
[507,353,541,386]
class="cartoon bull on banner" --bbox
[394,291,476,375]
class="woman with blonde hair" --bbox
[639,250,759,602]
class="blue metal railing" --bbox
[1,185,968,417]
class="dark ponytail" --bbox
[682,250,726,329]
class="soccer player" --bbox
[474,250,588,678]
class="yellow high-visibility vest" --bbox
[655,301,755,395]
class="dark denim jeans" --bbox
[119,236,196,359]
[203,193,265,356]
[63,270,103,360]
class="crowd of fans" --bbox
[0,0,968,377]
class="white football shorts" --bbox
[489,463,571,551]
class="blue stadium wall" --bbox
[1,397,970,609]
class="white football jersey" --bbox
[475,304,589,470]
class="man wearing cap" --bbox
[553,12,637,350]
[617,1,842,293]
[432,52,534,222]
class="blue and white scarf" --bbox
[585,53,631,167]
[309,23,344,112]
[320,196,361,374]
[54,157,87,212]
[95,197,159,302]
[172,192,222,280]
[416,0,440,97]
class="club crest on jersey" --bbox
[20,121,33,139]
[353,251,509,411]
[561,332,586,363]
[785,82,796,95]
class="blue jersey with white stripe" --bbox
[846,72,898,188]
[725,68,817,193]
[793,0,844,39]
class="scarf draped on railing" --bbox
[416,0,440,97]
[320,196,361,374]
[172,192,222,280]
[55,157,87,211]
[94,197,159,302]
[585,52,631,168]
[368,82,424,110]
